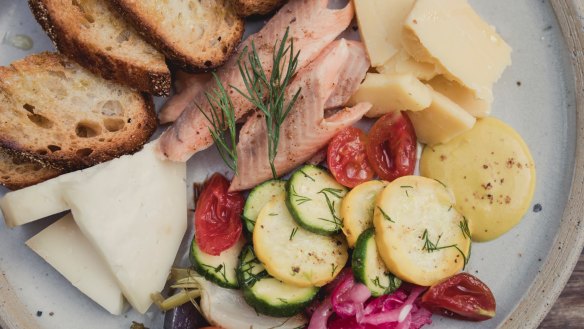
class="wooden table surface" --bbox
[539,251,584,328]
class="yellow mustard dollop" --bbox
[420,117,536,241]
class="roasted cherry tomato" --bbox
[194,173,244,256]
[421,272,496,321]
[327,127,375,187]
[366,112,417,182]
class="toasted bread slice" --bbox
[0,52,157,171]
[0,148,63,190]
[29,0,171,96]
[231,0,285,16]
[110,0,244,71]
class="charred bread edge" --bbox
[108,0,245,72]
[28,0,171,96]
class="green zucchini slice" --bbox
[190,237,245,289]
[286,165,348,235]
[242,180,286,233]
[352,228,401,296]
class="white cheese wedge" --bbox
[61,143,187,314]
[402,0,512,102]
[354,0,415,66]
[0,175,74,228]
[426,76,492,118]
[376,50,438,81]
[408,88,476,145]
[349,73,432,118]
[26,214,127,315]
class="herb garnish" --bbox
[317,188,344,229]
[198,75,238,172]
[199,28,301,176]
[459,217,472,240]
[235,27,301,179]
[331,263,339,277]
[290,184,311,205]
[421,229,469,269]
[400,185,414,197]
[377,206,395,223]
[289,227,299,240]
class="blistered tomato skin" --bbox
[421,272,496,322]
[327,127,375,188]
[194,173,244,256]
[366,112,417,182]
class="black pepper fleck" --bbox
[36,311,42,317]
[533,203,542,213]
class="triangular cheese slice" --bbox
[26,213,127,315]
[61,143,186,313]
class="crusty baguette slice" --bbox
[109,0,244,71]
[0,148,63,190]
[231,0,285,16]
[29,0,171,96]
[0,52,157,171]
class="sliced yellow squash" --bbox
[374,175,471,286]
[253,195,348,287]
[341,180,387,247]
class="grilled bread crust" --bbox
[0,148,63,190]
[29,0,171,96]
[0,52,157,171]
[109,0,245,72]
[231,0,286,16]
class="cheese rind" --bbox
[408,88,476,145]
[427,76,492,118]
[354,0,415,66]
[349,73,432,118]
[62,143,187,314]
[402,0,511,101]
[26,214,127,315]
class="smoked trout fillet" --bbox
[157,0,354,162]
[230,39,371,191]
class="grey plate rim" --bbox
[501,0,584,328]
[1,1,584,329]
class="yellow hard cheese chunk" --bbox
[402,0,511,102]
[374,176,471,286]
[420,117,536,242]
[354,0,415,66]
[376,50,438,81]
[349,73,432,118]
[407,88,476,145]
[427,76,492,118]
[26,214,127,315]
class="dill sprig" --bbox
[234,27,302,179]
[198,73,238,173]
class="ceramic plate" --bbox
[1,0,583,328]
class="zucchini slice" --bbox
[352,228,401,296]
[190,236,245,289]
[286,165,348,235]
[238,245,319,317]
[242,180,286,233]
[254,195,349,287]
[341,180,387,247]
[373,175,471,286]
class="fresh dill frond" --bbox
[198,73,238,173]
[234,27,301,179]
